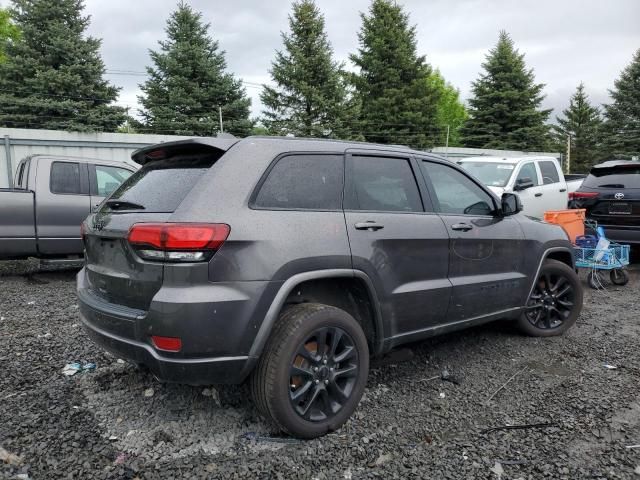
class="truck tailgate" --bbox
[0,189,37,259]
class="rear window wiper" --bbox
[598,184,625,188]
[104,199,146,210]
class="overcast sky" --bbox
[17,0,640,120]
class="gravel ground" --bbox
[1,260,639,479]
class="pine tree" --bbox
[426,70,467,147]
[602,48,640,159]
[261,0,359,139]
[461,31,551,151]
[139,2,252,137]
[0,0,125,132]
[350,0,440,149]
[553,83,603,172]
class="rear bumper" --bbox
[79,311,250,384]
[77,268,278,385]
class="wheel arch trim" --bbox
[244,269,384,375]
[525,246,576,302]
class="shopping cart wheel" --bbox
[610,269,629,286]
[587,271,603,289]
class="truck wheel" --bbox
[518,259,583,337]
[250,303,369,439]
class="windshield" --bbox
[457,161,515,187]
[583,165,640,189]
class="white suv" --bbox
[458,156,568,219]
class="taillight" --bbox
[127,223,230,262]
[569,191,599,200]
[80,222,86,239]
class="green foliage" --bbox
[426,69,467,147]
[552,83,603,172]
[350,0,439,149]
[602,48,640,159]
[0,7,20,63]
[139,2,252,136]
[0,0,125,132]
[261,0,359,139]
[461,31,551,151]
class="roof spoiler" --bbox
[131,137,239,165]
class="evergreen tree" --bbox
[0,0,125,132]
[602,48,640,159]
[553,83,603,172]
[426,70,467,147]
[261,0,359,139]
[0,7,20,63]
[350,0,440,149]
[461,31,551,151]
[139,2,252,137]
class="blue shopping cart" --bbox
[573,222,630,289]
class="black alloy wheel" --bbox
[525,270,576,329]
[518,259,583,337]
[289,326,359,422]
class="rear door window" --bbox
[50,161,81,194]
[105,155,215,213]
[583,165,640,189]
[95,165,133,197]
[346,155,423,212]
[539,160,560,184]
[253,154,344,210]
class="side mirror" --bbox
[514,177,534,191]
[501,192,522,216]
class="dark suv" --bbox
[78,137,583,438]
[570,160,640,245]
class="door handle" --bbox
[451,223,473,232]
[535,193,543,197]
[354,221,384,231]
[559,188,567,192]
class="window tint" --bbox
[106,155,215,213]
[254,154,343,210]
[516,162,539,186]
[95,165,133,197]
[347,156,423,212]
[423,162,495,216]
[583,165,640,189]
[50,162,81,194]
[539,161,560,184]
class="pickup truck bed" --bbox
[0,189,37,258]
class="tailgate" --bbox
[82,139,234,311]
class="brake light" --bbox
[80,222,86,239]
[569,191,599,200]
[151,335,182,352]
[128,223,230,262]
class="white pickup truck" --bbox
[457,156,584,219]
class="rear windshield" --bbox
[583,165,640,189]
[104,155,216,213]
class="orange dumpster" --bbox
[543,209,586,243]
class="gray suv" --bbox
[77,137,583,438]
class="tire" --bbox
[587,271,603,289]
[518,259,583,337]
[610,268,629,286]
[250,303,369,439]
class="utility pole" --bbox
[218,106,224,134]
[125,106,131,133]
[444,125,450,159]
[566,134,571,173]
